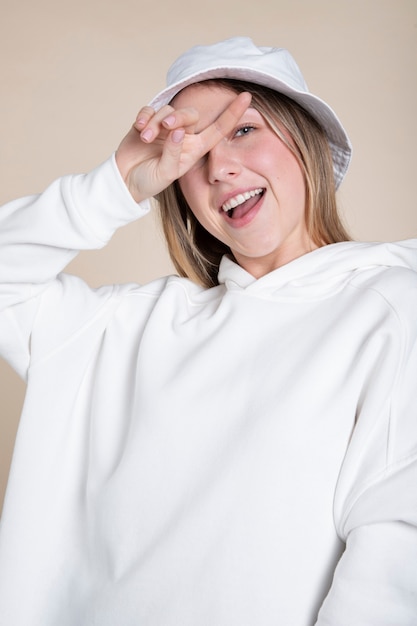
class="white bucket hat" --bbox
[149,37,352,188]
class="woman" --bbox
[0,37,416,625]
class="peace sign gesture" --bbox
[116,91,252,203]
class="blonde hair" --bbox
[156,79,351,288]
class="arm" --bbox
[0,156,148,377]
[0,155,147,312]
[317,275,417,625]
[0,93,252,376]
[317,480,417,624]
[0,91,252,308]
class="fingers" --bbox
[134,104,199,143]
[157,128,186,180]
[156,92,253,181]
[120,91,253,200]
[134,106,155,130]
[198,92,252,152]
[161,107,199,135]
[134,91,251,150]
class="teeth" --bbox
[222,188,263,213]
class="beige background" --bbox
[0,0,416,512]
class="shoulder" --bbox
[346,239,417,299]
[351,263,417,293]
[349,264,417,341]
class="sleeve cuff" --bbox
[68,153,152,245]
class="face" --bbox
[174,83,317,278]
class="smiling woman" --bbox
[159,77,350,283]
[0,36,416,626]
[175,83,311,278]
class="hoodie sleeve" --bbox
[316,268,417,625]
[0,154,150,378]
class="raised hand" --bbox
[115,92,252,203]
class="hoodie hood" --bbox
[218,240,417,299]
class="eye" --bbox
[234,124,256,138]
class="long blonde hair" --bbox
[156,79,351,288]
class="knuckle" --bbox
[137,106,156,118]
[158,104,175,117]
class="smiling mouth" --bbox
[221,188,264,218]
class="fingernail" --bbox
[172,129,184,143]
[141,129,153,142]
[163,115,176,128]
[136,117,146,127]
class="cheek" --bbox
[266,152,306,204]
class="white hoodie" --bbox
[0,155,416,625]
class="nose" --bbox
[207,140,241,184]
